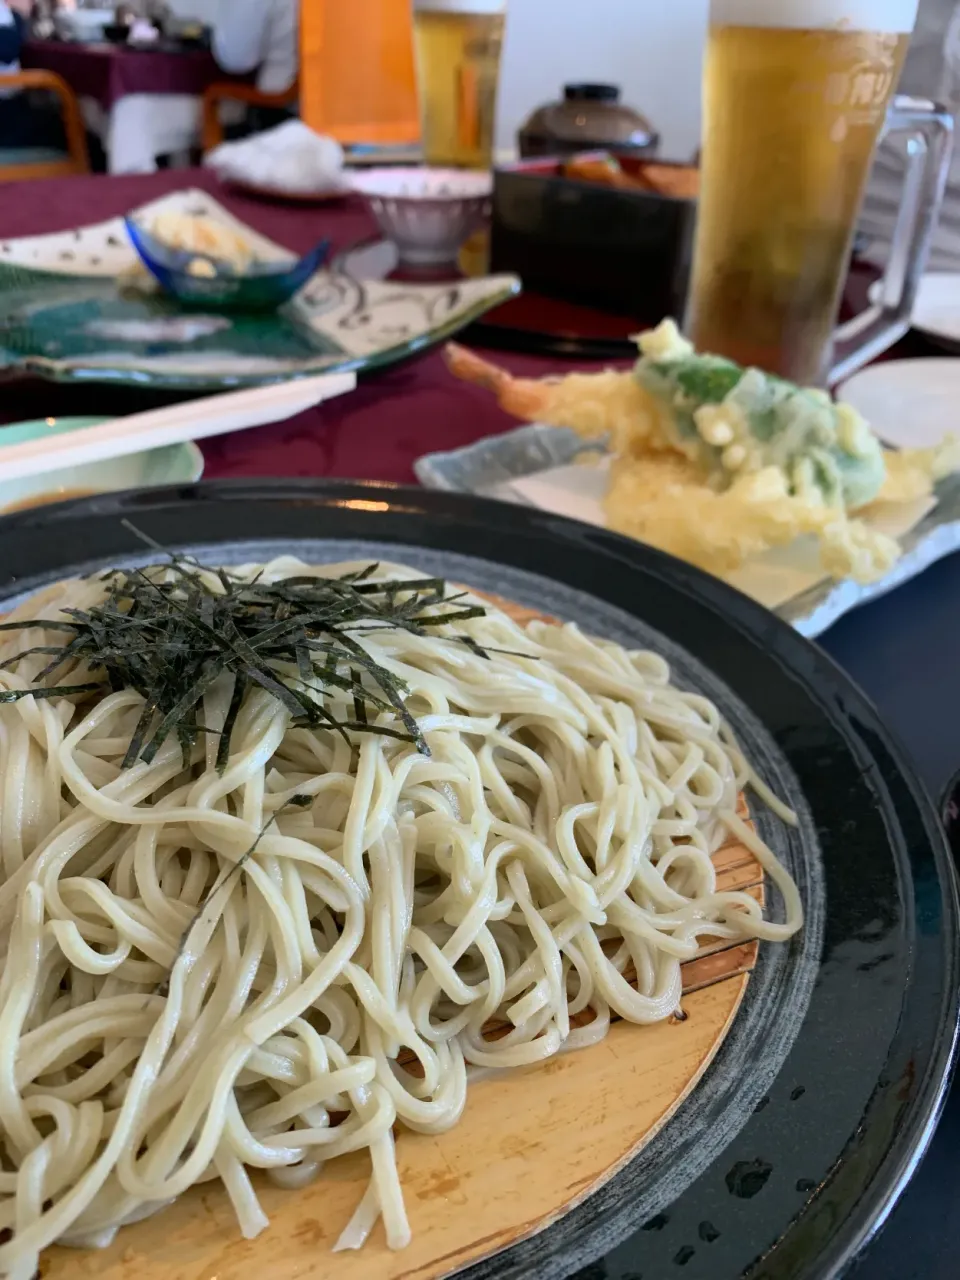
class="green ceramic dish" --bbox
[0,418,204,514]
[0,189,520,391]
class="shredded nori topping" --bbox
[0,552,489,769]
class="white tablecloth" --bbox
[81,92,200,173]
[81,92,245,174]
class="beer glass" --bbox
[686,0,953,385]
[413,0,506,169]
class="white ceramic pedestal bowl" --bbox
[349,167,493,267]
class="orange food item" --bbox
[562,152,699,200]
[637,163,700,199]
[563,154,636,188]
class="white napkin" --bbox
[129,19,160,43]
[205,121,346,197]
[500,460,935,610]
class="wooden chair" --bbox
[0,69,90,183]
[202,0,419,153]
[201,80,300,153]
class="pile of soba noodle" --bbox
[0,559,803,1277]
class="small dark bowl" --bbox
[124,218,330,312]
[103,23,130,44]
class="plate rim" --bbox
[0,417,205,483]
[838,357,960,450]
[0,477,956,1280]
[0,281,521,391]
[220,176,353,205]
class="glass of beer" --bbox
[413,0,506,169]
[687,0,953,384]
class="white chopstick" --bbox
[0,372,357,484]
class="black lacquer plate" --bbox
[0,479,957,1280]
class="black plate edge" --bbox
[826,783,960,1277]
[460,320,639,361]
[1,477,958,1280]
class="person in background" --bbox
[0,0,27,88]
[860,0,960,270]
[0,0,67,151]
[212,0,298,96]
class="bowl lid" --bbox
[519,83,657,149]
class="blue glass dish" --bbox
[124,218,330,311]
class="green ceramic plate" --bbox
[0,418,204,514]
[0,189,520,391]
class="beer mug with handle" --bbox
[686,0,953,386]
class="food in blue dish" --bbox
[124,213,330,312]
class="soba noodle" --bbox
[0,559,803,1277]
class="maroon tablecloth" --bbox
[0,170,572,485]
[22,40,232,110]
[2,176,960,1280]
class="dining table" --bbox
[0,166,959,1280]
[20,39,245,174]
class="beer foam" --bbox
[414,0,506,12]
[710,0,917,31]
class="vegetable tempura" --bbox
[446,322,959,583]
